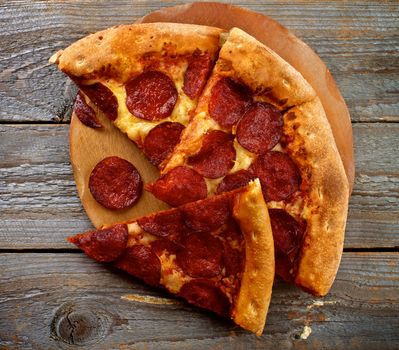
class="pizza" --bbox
[50,23,223,167]
[147,28,350,296]
[50,22,350,321]
[68,180,274,336]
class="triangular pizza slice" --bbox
[50,23,223,167]
[68,180,274,336]
[148,28,349,296]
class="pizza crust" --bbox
[216,28,316,108]
[283,98,349,296]
[232,179,274,336]
[49,22,223,82]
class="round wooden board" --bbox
[70,2,355,229]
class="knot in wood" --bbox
[51,301,111,346]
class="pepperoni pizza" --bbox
[68,180,274,336]
[50,23,223,167]
[50,23,349,308]
[149,28,349,296]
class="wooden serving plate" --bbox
[70,2,355,228]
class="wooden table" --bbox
[1,1,398,349]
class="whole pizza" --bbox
[50,22,350,335]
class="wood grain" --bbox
[1,1,397,123]
[0,252,397,349]
[0,123,398,249]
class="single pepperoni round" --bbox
[137,210,184,242]
[115,245,161,286]
[67,224,128,262]
[179,279,231,317]
[236,102,283,154]
[149,166,207,207]
[269,209,305,256]
[125,71,177,121]
[216,169,255,194]
[250,151,301,201]
[78,83,118,121]
[220,222,245,276]
[176,232,224,278]
[143,122,185,167]
[89,156,142,210]
[74,92,102,128]
[183,51,213,100]
[208,77,252,129]
[181,196,230,232]
[187,130,236,179]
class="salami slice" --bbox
[143,122,185,167]
[176,232,224,278]
[216,169,255,194]
[89,156,142,210]
[187,130,236,179]
[208,77,252,129]
[67,224,128,262]
[137,209,184,242]
[181,196,230,232]
[183,50,213,100]
[148,166,207,207]
[269,209,305,257]
[150,238,182,257]
[74,92,102,128]
[179,279,231,317]
[78,83,118,121]
[236,102,283,154]
[125,71,177,121]
[115,245,161,286]
[250,151,301,201]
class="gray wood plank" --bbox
[0,123,398,249]
[0,252,397,349]
[0,0,398,122]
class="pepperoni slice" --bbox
[74,92,102,128]
[176,232,224,278]
[220,222,245,276]
[181,196,230,232]
[269,209,305,256]
[187,130,236,179]
[236,102,283,154]
[78,83,118,121]
[250,151,301,201]
[216,169,255,194]
[125,71,177,121]
[115,245,161,286]
[67,224,128,262]
[89,156,142,210]
[179,279,231,317]
[137,210,184,242]
[148,166,207,207]
[208,77,252,129]
[183,50,213,100]
[143,122,185,167]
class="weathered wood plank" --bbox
[0,252,397,349]
[0,123,398,249]
[0,0,398,122]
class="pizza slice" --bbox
[68,180,274,336]
[148,28,349,296]
[50,23,223,167]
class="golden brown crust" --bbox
[216,28,316,108]
[232,179,275,336]
[50,22,223,82]
[283,98,349,296]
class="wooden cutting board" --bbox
[70,2,355,228]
